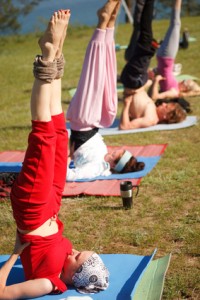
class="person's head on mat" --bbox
[155,100,186,124]
[69,131,145,179]
[61,250,109,293]
[178,79,200,96]
[104,148,145,173]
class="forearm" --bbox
[120,112,158,130]
[181,90,200,97]
[128,117,157,128]
[0,253,19,287]
[150,78,160,101]
[67,155,72,167]
[119,101,132,130]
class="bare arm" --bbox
[119,95,133,130]
[0,232,29,288]
[150,75,179,100]
[0,232,54,299]
[0,278,53,300]
[119,96,158,130]
[180,90,200,97]
[0,254,19,289]
[67,141,75,167]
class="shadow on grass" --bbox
[0,125,31,130]
[91,205,125,211]
[64,195,125,211]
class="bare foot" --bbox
[97,0,121,30]
[39,10,70,62]
[56,9,71,59]
[107,1,121,28]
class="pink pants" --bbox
[10,113,68,230]
[66,27,117,131]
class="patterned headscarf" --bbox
[72,253,109,294]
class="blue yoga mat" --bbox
[68,156,161,182]
[0,162,22,173]
[66,116,197,137]
[97,116,197,136]
[1,250,157,300]
[0,157,161,182]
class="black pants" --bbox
[70,128,99,151]
[125,0,146,61]
[121,0,156,89]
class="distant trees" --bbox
[124,0,200,23]
[182,0,200,16]
[0,0,39,34]
[0,0,199,32]
[155,0,200,18]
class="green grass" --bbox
[0,16,200,299]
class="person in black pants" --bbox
[119,0,186,130]
[121,0,156,90]
[124,0,146,61]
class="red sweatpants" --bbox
[10,113,68,230]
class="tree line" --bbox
[0,0,199,34]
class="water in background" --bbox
[10,0,200,35]
[18,0,124,34]
[16,0,168,35]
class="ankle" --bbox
[33,55,57,83]
[55,54,65,79]
[97,8,110,29]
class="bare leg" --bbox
[174,0,182,10]
[51,10,71,116]
[107,1,121,28]
[38,10,69,62]
[97,0,121,29]
[55,10,71,59]
[31,10,69,121]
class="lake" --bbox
[9,0,200,35]
[18,0,126,34]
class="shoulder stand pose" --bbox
[150,0,200,100]
[0,9,109,300]
[124,0,146,62]
[66,0,145,181]
[119,0,186,130]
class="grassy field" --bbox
[0,15,200,299]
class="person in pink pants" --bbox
[66,1,145,181]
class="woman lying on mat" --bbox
[66,1,144,181]
[119,0,186,130]
[0,6,111,300]
[149,0,200,100]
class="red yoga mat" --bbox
[0,144,167,197]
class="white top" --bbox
[67,133,111,181]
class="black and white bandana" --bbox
[72,253,109,294]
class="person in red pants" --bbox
[0,4,115,299]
